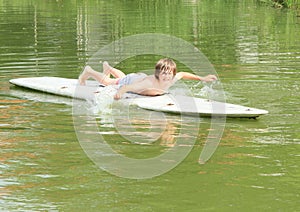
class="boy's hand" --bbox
[114,92,122,100]
[202,74,218,82]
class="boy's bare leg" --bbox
[79,65,117,86]
[103,61,126,79]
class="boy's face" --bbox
[158,70,174,82]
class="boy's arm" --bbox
[114,80,152,100]
[175,72,217,82]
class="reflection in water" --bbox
[159,121,176,147]
[73,97,201,179]
[0,98,39,207]
[96,104,187,153]
[8,88,73,106]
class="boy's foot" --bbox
[78,66,91,85]
[78,73,85,85]
[103,61,112,75]
[103,61,126,79]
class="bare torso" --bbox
[130,75,174,96]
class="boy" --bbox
[78,58,217,100]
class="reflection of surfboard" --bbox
[9,77,268,118]
[9,87,73,106]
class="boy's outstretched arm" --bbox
[175,72,217,82]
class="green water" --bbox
[0,0,299,211]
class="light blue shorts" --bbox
[117,73,147,87]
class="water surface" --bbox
[0,0,299,211]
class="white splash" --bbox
[90,85,118,114]
[192,81,225,101]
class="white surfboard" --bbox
[9,77,268,118]
[133,95,269,117]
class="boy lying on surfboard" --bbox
[78,58,217,100]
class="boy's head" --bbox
[154,58,177,80]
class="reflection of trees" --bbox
[0,99,37,198]
[1,0,297,77]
